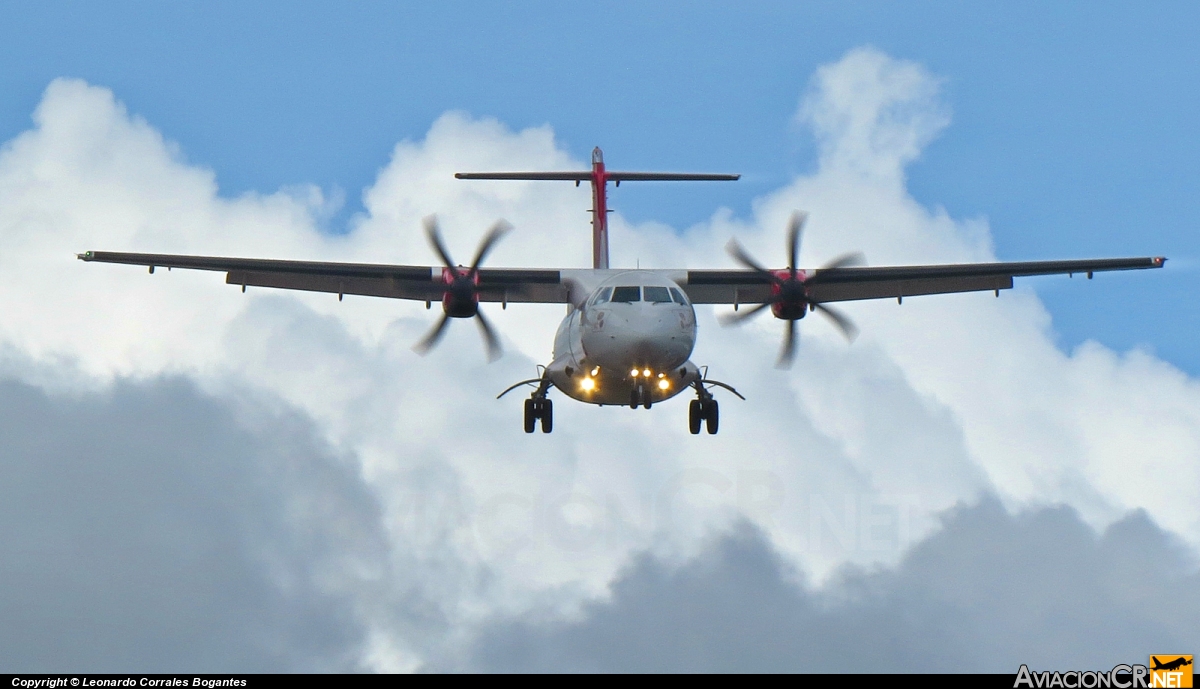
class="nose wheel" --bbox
[524,397,553,433]
[630,384,652,410]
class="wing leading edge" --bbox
[682,256,1166,304]
[77,251,1164,306]
[76,251,570,304]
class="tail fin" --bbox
[456,147,738,269]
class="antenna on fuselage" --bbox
[455,147,739,270]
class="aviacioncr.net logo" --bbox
[1015,659,1194,689]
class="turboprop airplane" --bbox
[78,147,1166,435]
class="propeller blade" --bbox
[725,238,776,279]
[424,215,457,270]
[468,219,513,275]
[786,211,807,278]
[820,251,867,270]
[813,302,859,342]
[777,318,798,369]
[412,313,452,355]
[717,301,772,327]
[474,310,503,362]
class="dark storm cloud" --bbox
[457,498,1200,672]
[0,374,385,672]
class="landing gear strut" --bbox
[688,383,719,435]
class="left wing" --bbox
[76,251,570,304]
[681,256,1166,304]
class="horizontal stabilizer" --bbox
[455,171,591,181]
[455,171,740,182]
[608,172,740,181]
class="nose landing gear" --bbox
[630,383,652,410]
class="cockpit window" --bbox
[669,287,689,305]
[643,286,671,303]
[611,286,641,303]
[592,287,613,305]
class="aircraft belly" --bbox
[550,359,701,406]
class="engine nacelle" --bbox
[441,267,481,318]
[769,269,809,320]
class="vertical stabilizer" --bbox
[590,147,610,269]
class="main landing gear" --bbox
[499,370,742,436]
[687,377,743,435]
[497,373,555,434]
[689,386,719,435]
[524,375,554,434]
[524,397,553,434]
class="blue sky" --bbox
[1,2,1194,371]
[2,3,1198,671]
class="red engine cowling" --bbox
[769,269,809,320]
[440,267,481,319]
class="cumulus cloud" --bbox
[0,368,381,672]
[0,46,1194,670]
[456,500,1200,673]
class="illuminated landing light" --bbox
[642,368,652,378]
[657,379,670,390]
[630,369,640,377]
[591,366,600,376]
[580,377,596,392]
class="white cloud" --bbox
[0,371,379,672]
[454,503,1200,672]
[0,47,1195,669]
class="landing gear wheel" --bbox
[540,399,553,433]
[705,399,719,435]
[523,399,536,434]
[688,400,702,434]
[630,388,640,409]
[643,387,652,410]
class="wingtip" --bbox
[1153,256,1168,267]
[76,251,92,261]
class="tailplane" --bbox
[456,147,738,269]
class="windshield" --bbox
[591,287,613,305]
[669,287,689,305]
[611,286,641,303]
[643,286,671,303]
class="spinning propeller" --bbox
[721,211,864,368]
[413,215,512,361]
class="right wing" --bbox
[76,251,570,304]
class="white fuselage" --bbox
[546,270,702,406]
